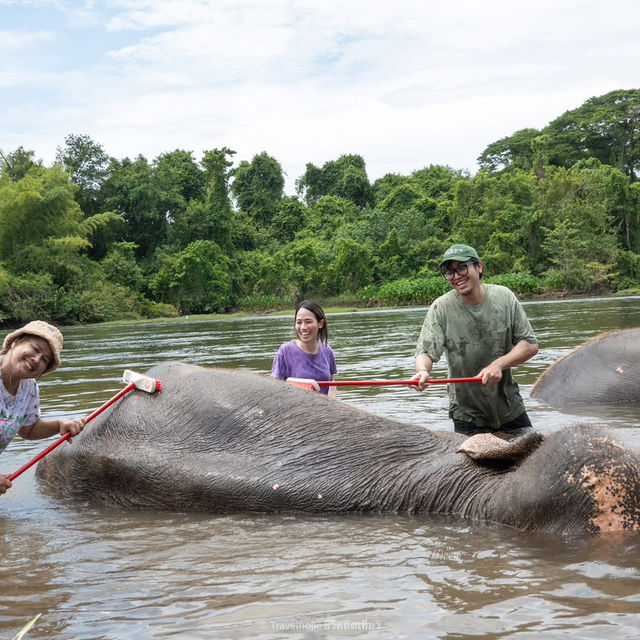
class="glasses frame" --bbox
[441,260,478,281]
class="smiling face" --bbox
[444,259,484,300]
[295,307,324,351]
[4,336,54,380]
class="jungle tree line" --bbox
[1,88,640,325]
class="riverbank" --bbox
[93,288,640,328]
[97,305,365,326]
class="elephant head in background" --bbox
[531,328,640,409]
[36,362,640,536]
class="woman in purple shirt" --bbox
[271,300,338,398]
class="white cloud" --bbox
[2,0,639,191]
[0,29,54,51]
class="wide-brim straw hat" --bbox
[2,321,63,375]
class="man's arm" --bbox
[478,340,538,387]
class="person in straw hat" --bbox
[0,321,86,495]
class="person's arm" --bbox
[18,417,87,441]
[327,376,337,400]
[413,303,445,392]
[477,340,539,387]
[327,348,338,400]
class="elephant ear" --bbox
[457,430,543,462]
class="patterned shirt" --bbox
[0,357,41,455]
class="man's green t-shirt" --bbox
[415,284,537,429]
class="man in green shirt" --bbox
[413,244,539,437]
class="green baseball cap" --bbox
[439,244,479,267]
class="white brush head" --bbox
[122,370,162,393]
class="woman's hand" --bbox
[0,474,12,495]
[59,417,87,439]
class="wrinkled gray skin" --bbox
[531,328,640,409]
[37,362,640,536]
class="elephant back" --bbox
[531,327,640,408]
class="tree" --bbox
[410,165,466,199]
[536,162,619,291]
[296,154,373,207]
[478,90,640,182]
[0,165,87,270]
[372,173,408,205]
[377,183,422,212]
[304,195,360,239]
[169,198,233,251]
[241,249,292,297]
[0,146,41,182]
[101,242,144,291]
[201,148,235,251]
[282,238,330,297]
[270,196,306,243]
[102,155,167,257]
[231,152,284,227]
[154,149,206,222]
[478,128,541,172]
[543,89,640,180]
[334,238,373,292]
[377,229,406,281]
[576,159,640,252]
[55,134,111,216]
[338,164,373,208]
[81,211,127,260]
[202,147,235,209]
[0,164,138,322]
[151,240,231,313]
[541,220,592,290]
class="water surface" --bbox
[2,296,640,639]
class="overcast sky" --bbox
[2,0,639,193]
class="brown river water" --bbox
[2,297,640,639]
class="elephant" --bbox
[36,362,640,536]
[531,328,640,409]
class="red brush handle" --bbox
[315,377,482,387]
[7,382,136,482]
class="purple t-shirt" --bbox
[271,340,337,395]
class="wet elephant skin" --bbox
[531,328,640,409]
[36,362,640,536]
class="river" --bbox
[2,296,640,639]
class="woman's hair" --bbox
[295,300,329,345]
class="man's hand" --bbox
[411,369,431,391]
[478,340,538,387]
[478,363,503,387]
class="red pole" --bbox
[7,382,136,482]
[315,377,482,387]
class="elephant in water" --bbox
[36,362,640,536]
[531,328,640,409]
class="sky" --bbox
[2,0,639,194]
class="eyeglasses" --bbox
[441,261,476,281]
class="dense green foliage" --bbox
[1,88,640,324]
